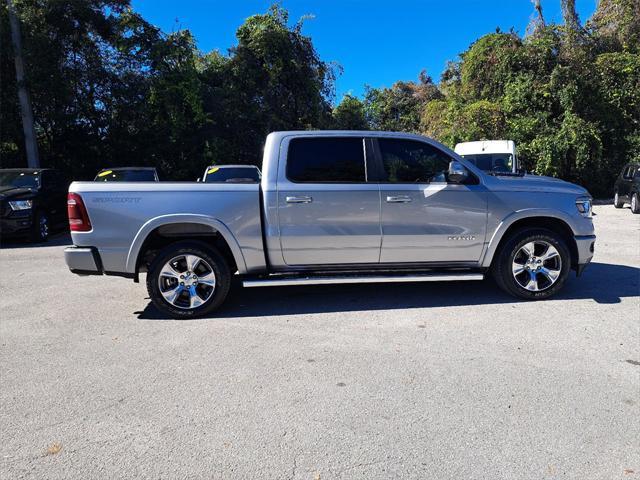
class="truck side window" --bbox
[286,137,365,183]
[378,138,451,183]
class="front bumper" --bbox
[0,214,33,236]
[574,234,596,275]
[64,246,103,275]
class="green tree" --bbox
[197,4,337,168]
[365,71,441,132]
[332,94,368,130]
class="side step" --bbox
[242,272,484,288]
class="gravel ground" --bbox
[0,205,638,479]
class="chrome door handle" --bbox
[386,195,412,203]
[286,195,313,204]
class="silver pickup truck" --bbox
[65,131,596,318]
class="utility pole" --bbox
[533,0,545,27]
[561,0,581,33]
[6,0,40,168]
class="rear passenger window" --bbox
[287,137,365,183]
[378,138,452,183]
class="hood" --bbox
[0,185,38,201]
[485,174,590,196]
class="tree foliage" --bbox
[417,0,639,196]
[1,0,638,196]
[0,2,335,179]
[332,94,368,130]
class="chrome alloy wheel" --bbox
[511,241,562,292]
[157,254,216,309]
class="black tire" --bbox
[491,228,571,300]
[631,193,640,214]
[29,210,49,243]
[613,191,624,208]
[146,241,231,319]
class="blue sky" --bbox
[132,0,597,100]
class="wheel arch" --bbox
[126,214,248,278]
[482,212,578,269]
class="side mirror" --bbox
[448,160,468,183]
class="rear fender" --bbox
[125,214,248,274]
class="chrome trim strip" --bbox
[243,272,484,287]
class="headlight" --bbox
[575,197,592,217]
[8,200,33,211]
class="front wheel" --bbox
[631,193,640,214]
[147,241,231,318]
[613,191,624,208]
[491,228,571,300]
[29,210,49,243]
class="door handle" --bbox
[286,195,313,204]
[386,195,412,203]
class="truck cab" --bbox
[454,140,519,174]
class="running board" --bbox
[242,272,484,288]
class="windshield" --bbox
[204,167,260,183]
[95,169,156,182]
[0,171,40,189]
[460,153,514,172]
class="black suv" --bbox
[614,163,640,214]
[0,168,68,242]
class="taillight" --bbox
[67,192,92,232]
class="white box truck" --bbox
[454,140,520,174]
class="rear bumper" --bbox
[65,246,135,279]
[574,234,596,275]
[64,246,103,275]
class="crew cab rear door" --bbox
[372,137,487,263]
[276,135,381,266]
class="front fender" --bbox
[125,213,248,274]
[480,208,578,268]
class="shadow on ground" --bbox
[0,232,71,249]
[136,262,640,320]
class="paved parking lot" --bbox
[1,205,639,479]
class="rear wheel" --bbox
[147,241,231,318]
[631,193,640,214]
[492,228,571,300]
[613,192,624,208]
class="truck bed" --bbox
[68,182,265,275]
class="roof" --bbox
[269,130,429,140]
[454,140,515,155]
[0,168,52,172]
[205,165,260,169]
[98,167,157,171]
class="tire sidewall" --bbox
[147,241,231,318]
[497,229,571,300]
[632,193,639,214]
[614,192,623,208]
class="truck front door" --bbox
[276,136,381,266]
[374,137,488,264]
